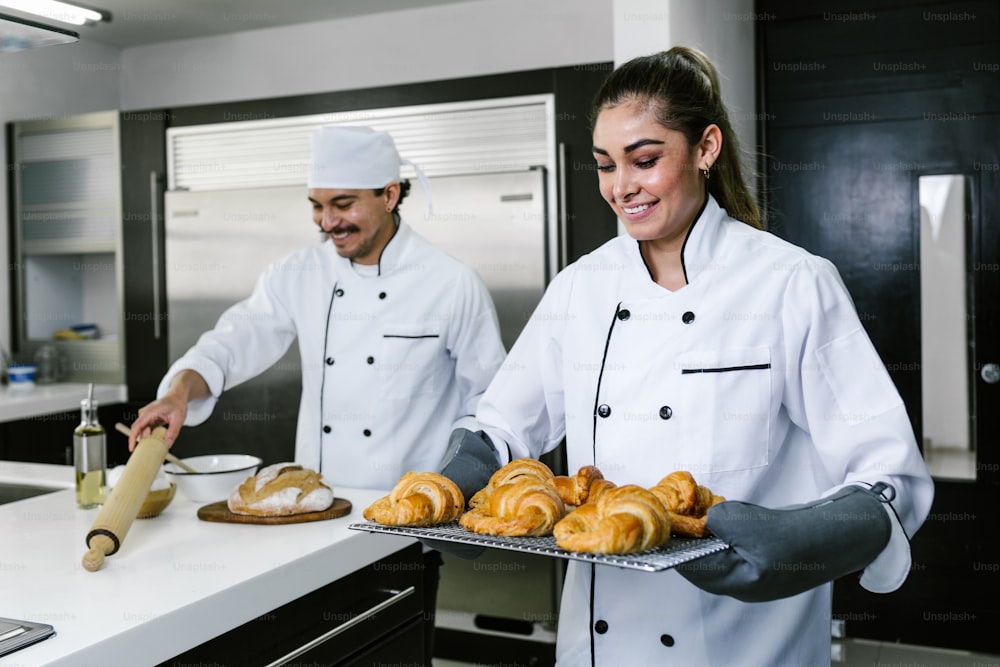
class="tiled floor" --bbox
[434,638,1000,666]
[832,639,1000,665]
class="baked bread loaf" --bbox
[228,463,334,517]
[468,458,556,508]
[553,485,671,554]
[648,471,725,538]
[363,472,464,527]
[460,477,566,537]
[552,465,616,506]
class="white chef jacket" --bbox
[476,196,934,666]
[159,220,506,490]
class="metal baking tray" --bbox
[349,521,728,572]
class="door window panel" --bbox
[918,174,975,480]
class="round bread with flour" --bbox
[228,463,334,516]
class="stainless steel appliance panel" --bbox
[163,185,321,463]
[402,169,547,350]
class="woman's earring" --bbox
[702,167,711,180]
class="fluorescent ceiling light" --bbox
[0,0,105,26]
[0,12,78,51]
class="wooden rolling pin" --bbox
[82,426,168,572]
[114,422,197,473]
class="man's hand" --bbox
[128,395,188,451]
[127,370,210,450]
[439,428,501,502]
[421,428,502,559]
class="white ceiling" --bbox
[23,0,483,48]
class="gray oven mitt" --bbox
[676,483,894,602]
[421,428,502,560]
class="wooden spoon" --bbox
[114,422,198,473]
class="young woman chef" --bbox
[443,47,935,665]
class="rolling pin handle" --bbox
[86,528,121,556]
[82,532,116,572]
[82,548,105,572]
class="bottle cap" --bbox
[81,383,98,410]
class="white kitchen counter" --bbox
[0,461,75,490]
[0,464,412,666]
[0,383,128,423]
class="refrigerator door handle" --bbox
[558,142,568,269]
[149,171,162,339]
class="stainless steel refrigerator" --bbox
[163,168,548,459]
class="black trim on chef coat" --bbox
[383,334,440,339]
[317,280,340,475]
[636,194,709,286]
[365,214,401,277]
[589,564,597,667]
[591,302,623,463]
[682,363,771,374]
[316,217,400,473]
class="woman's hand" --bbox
[676,484,894,602]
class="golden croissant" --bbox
[468,458,556,508]
[460,477,566,537]
[363,472,465,527]
[554,485,671,554]
[648,471,725,538]
[552,465,617,506]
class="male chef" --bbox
[129,125,507,663]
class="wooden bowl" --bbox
[137,482,176,519]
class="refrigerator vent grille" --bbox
[167,95,553,191]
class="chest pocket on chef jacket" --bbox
[378,324,448,400]
[675,347,771,473]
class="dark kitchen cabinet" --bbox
[159,543,425,667]
[1,403,136,467]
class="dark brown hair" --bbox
[373,179,411,215]
[592,46,762,229]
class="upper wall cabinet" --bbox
[10,111,123,384]
[8,110,168,399]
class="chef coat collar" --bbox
[630,194,727,289]
[331,217,412,278]
[678,194,726,285]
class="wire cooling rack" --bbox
[349,521,728,572]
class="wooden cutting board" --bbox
[197,498,352,525]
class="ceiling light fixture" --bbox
[0,11,78,51]
[0,0,108,27]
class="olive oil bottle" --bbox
[74,384,106,509]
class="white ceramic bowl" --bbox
[163,454,262,503]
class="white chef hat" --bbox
[307,126,401,189]
[307,125,433,214]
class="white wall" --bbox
[612,0,756,145]
[611,0,757,236]
[118,0,615,110]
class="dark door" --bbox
[759,0,1000,652]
